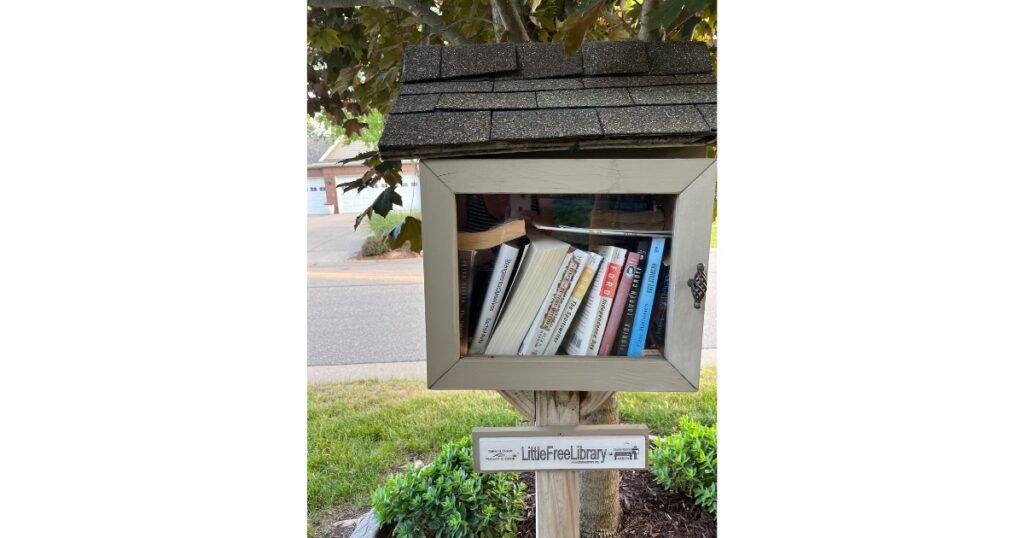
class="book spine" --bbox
[613,241,650,356]
[457,250,475,356]
[583,247,627,355]
[598,251,641,355]
[627,238,666,356]
[468,244,519,355]
[521,249,588,355]
[646,261,671,349]
[564,250,615,356]
[544,252,603,355]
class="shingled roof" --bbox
[378,41,716,160]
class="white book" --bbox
[520,249,590,355]
[563,246,627,356]
[468,243,520,355]
[543,251,603,355]
[484,234,571,355]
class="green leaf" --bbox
[371,185,402,219]
[555,0,609,56]
[648,0,705,31]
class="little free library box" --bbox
[379,40,717,395]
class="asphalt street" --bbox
[307,213,716,366]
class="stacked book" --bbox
[461,231,671,358]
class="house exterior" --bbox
[307,138,421,215]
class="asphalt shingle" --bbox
[647,42,714,75]
[401,45,442,82]
[582,75,678,89]
[675,73,717,84]
[379,41,716,158]
[436,92,537,110]
[399,80,494,95]
[598,105,709,135]
[536,88,632,108]
[696,104,716,130]
[491,109,603,140]
[582,41,649,75]
[629,84,717,105]
[390,94,440,114]
[516,43,584,79]
[493,78,584,92]
[378,111,491,148]
[441,43,517,79]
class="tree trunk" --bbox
[637,0,660,42]
[491,0,504,42]
[491,0,531,42]
[579,392,620,538]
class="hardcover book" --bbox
[564,246,627,356]
[484,234,571,355]
[599,251,641,356]
[521,249,590,355]
[457,250,476,356]
[468,243,520,355]
[543,251,603,355]
[613,240,650,356]
[646,258,671,350]
[627,237,666,356]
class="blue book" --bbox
[626,237,666,356]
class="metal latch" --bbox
[687,263,707,309]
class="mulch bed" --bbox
[516,470,716,538]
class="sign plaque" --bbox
[472,425,648,473]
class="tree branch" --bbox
[491,0,531,42]
[637,0,660,42]
[677,13,701,41]
[310,0,469,44]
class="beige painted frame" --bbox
[421,157,717,392]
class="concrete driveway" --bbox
[307,214,716,368]
[308,214,426,366]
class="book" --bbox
[627,237,667,356]
[467,243,520,355]
[484,234,572,355]
[520,249,590,355]
[613,240,650,356]
[457,250,476,356]
[544,251,603,355]
[564,246,627,356]
[646,258,671,350]
[598,251,641,356]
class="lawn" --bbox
[710,220,717,248]
[307,366,717,527]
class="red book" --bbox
[598,251,641,355]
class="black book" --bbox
[613,239,650,356]
[647,259,671,349]
[457,250,476,356]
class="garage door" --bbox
[307,179,330,215]
[336,173,421,213]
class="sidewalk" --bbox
[307,349,717,385]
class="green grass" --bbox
[307,366,717,524]
[710,220,717,248]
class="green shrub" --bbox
[650,417,717,515]
[367,210,416,238]
[371,437,526,538]
[361,236,391,257]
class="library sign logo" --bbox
[475,431,647,472]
